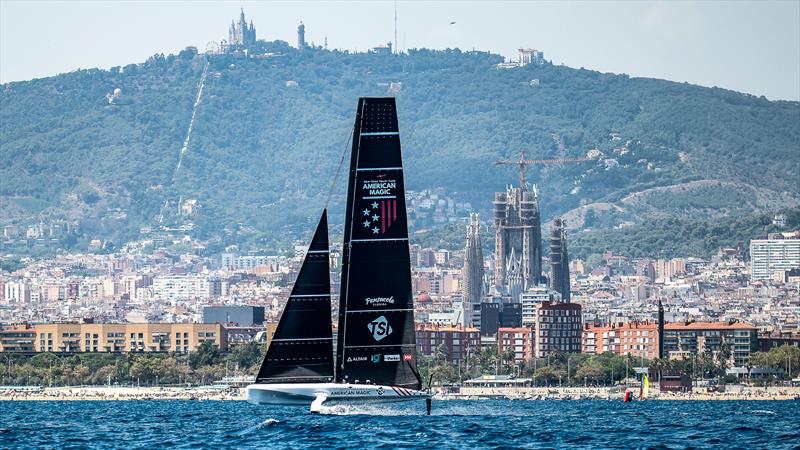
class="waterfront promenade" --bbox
[2,385,798,401]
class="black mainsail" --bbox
[255,211,334,384]
[335,97,421,390]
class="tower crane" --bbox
[494,150,595,187]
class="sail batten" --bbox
[335,97,421,390]
[255,211,334,384]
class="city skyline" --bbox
[0,1,798,100]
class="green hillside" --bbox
[1,42,799,256]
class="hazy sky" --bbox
[1,1,799,100]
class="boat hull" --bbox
[246,383,428,405]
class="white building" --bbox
[750,233,800,280]
[520,285,551,327]
[3,281,30,303]
[152,275,211,301]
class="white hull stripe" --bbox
[360,132,399,136]
[289,294,331,298]
[306,250,329,254]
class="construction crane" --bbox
[494,150,595,187]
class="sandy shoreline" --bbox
[2,386,798,402]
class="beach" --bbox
[0,386,245,401]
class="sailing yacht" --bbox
[246,98,429,412]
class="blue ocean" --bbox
[1,400,798,449]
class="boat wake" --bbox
[237,418,280,435]
[317,404,419,416]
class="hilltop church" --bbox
[229,9,256,48]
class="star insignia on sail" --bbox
[371,201,379,209]
[371,214,379,222]
[363,209,371,216]
[372,227,380,234]
[363,220,371,228]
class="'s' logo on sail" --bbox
[367,315,393,341]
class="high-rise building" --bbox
[549,218,570,302]
[535,301,582,357]
[297,21,306,49]
[229,9,257,48]
[493,185,542,300]
[462,213,484,326]
[750,232,800,280]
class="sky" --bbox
[1,1,799,101]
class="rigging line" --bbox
[324,129,352,209]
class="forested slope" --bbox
[1,42,798,256]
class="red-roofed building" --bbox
[497,327,535,363]
[415,324,480,363]
[582,321,758,367]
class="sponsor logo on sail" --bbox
[371,354,381,363]
[377,387,384,396]
[360,178,399,235]
[346,356,368,363]
[362,179,396,197]
[367,315,393,341]
[365,296,395,307]
[403,353,413,361]
[384,354,401,362]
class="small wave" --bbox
[750,410,776,416]
[237,418,280,435]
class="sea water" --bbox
[1,400,798,449]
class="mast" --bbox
[255,211,334,384]
[336,97,420,389]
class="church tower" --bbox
[462,213,484,325]
[297,21,306,49]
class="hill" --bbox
[1,42,799,257]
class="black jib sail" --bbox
[335,97,421,390]
[255,211,334,384]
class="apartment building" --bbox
[750,232,800,280]
[534,301,582,357]
[30,323,226,353]
[416,324,480,363]
[497,327,535,363]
